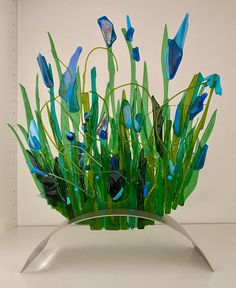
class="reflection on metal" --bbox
[20,209,214,273]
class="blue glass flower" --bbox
[193,144,208,170]
[28,119,41,152]
[37,53,54,88]
[132,46,140,62]
[165,13,189,80]
[26,162,48,177]
[125,15,135,42]
[189,93,208,120]
[204,74,222,96]
[65,131,75,142]
[97,16,117,47]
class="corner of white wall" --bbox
[0,0,17,234]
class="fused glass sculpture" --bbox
[10,14,222,230]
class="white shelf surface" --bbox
[0,223,235,288]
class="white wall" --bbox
[0,0,17,234]
[17,0,236,225]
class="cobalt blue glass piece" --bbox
[28,120,41,152]
[143,182,149,198]
[99,129,107,140]
[27,162,48,177]
[132,46,140,62]
[37,53,54,88]
[165,13,189,80]
[123,101,132,128]
[125,15,135,42]
[97,16,117,47]
[194,144,208,170]
[165,39,183,80]
[189,93,208,120]
[78,142,86,154]
[204,74,222,96]
[65,131,75,142]
[111,156,119,171]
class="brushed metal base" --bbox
[20,209,214,273]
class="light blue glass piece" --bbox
[174,13,189,49]
[113,187,124,201]
[28,120,41,151]
[66,196,71,205]
[63,47,82,90]
[123,101,132,129]
[26,162,48,177]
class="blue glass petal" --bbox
[66,79,80,113]
[26,162,48,177]
[194,144,208,170]
[173,102,181,136]
[123,101,132,129]
[133,113,142,132]
[174,13,189,50]
[28,120,41,151]
[113,187,124,201]
[63,47,82,90]
[132,46,140,62]
[189,93,208,120]
[143,182,149,198]
[65,131,75,142]
[125,15,135,42]
[97,16,117,47]
[37,54,54,88]
[166,39,183,80]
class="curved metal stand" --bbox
[20,209,214,273]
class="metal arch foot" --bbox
[20,209,214,273]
